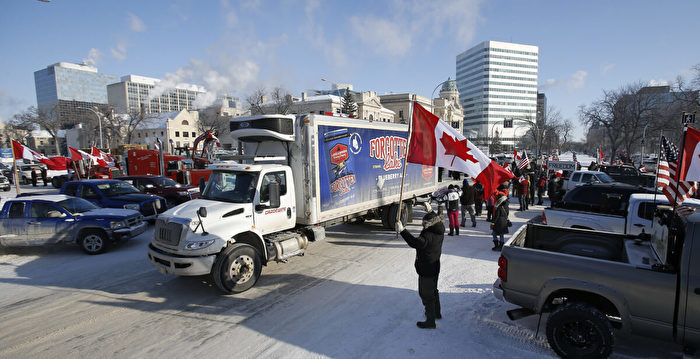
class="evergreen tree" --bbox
[340,90,357,117]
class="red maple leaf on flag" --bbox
[440,132,478,165]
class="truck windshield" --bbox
[98,182,142,196]
[201,171,258,203]
[57,197,100,214]
[596,173,615,183]
[153,177,180,187]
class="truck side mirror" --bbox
[199,177,206,193]
[268,182,280,208]
[197,206,207,218]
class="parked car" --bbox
[553,182,655,212]
[0,162,11,180]
[0,173,10,191]
[117,175,200,208]
[0,195,146,254]
[562,170,616,191]
[597,164,656,188]
[59,179,167,220]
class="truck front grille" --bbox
[125,215,143,227]
[154,219,183,246]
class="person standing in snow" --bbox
[442,185,461,236]
[396,208,445,329]
[460,180,476,228]
[491,192,510,251]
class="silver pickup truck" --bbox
[493,211,700,358]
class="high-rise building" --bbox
[107,75,204,114]
[34,62,119,122]
[456,41,538,152]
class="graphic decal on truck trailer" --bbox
[318,125,435,211]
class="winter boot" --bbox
[460,221,466,227]
[448,227,454,236]
[472,221,477,227]
[417,308,436,329]
[498,241,505,251]
[491,240,500,251]
[455,227,459,236]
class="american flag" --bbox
[657,135,698,206]
[572,151,578,163]
[518,150,530,170]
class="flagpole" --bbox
[673,126,689,208]
[396,100,415,238]
[651,132,662,229]
[10,139,22,195]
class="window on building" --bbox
[191,132,195,137]
[175,131,180,137]
[319,111,324,114]
[161,131,164,136]
[138,133,141,138]
[183,132,189,138]
[399,110,404,119]
[182,120,189,126]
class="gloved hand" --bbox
[396,221,404,232]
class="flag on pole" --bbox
[517,150,530,170]
[679,126,700,182]
[598,147,604,164]
[69,146,107,167]
[657,136,697,207]
[406,102,514,198]
[91,146,115,167]
[11,140,55,167]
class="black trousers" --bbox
[418,275,440,318]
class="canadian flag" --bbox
[407,102,514,198]
[91,146,116,167]
[11,140,55,167]
[69,146,107,167]
[680,126,700,182]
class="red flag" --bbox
[91,146,115,167]
[11,140,55,167]
[69,146,107,167]
[407,102,514,198]
[679,126,700,182]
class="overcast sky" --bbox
[1,0,699,140]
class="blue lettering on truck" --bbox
[318,125,436,211]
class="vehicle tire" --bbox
[211,243,262,294]
[22,176,28,185]
[386,203,408,231]
[380,205,392,229]
[78,229,110,255]
[3,187,9,192]
[52,176,64,188]
[546,302,614,359]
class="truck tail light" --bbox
[497,255,507,282]
[541,211,547,225]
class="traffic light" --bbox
[503,118,513,128]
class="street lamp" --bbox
[430,78,453,113]
[78,106,104,148]
[509,117,539,157]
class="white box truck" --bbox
[147,113,453,293]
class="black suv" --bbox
[597,164,656,188]
[556,183,656,215]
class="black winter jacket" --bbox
[400,220,445,277]
[460,185,475,205]
[492,198,510,235]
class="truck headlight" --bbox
[178,191,188,196]
[184,239,215,250]
[124,203,140,211]
[110,221,126,229]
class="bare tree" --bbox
[579,82,659,161]
[246,87,293,115]
[197,110,229,135]
[10,105,69,154]
[123,104,149,144]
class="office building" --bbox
[456,41,538,151]
[34,62,119,122]
[107,75,204,114]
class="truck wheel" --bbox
[386,203,408,231]
[212,243,262,294]
[52,176,64,188]
[380,205,392,229]
[79,230,110,255]
[546,302,614,359]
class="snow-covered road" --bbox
[0,193,685,358]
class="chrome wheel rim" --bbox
[229,254,254,284]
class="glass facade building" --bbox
[456,41,538,151]
[107,75,203,114]
[34,62,118,122]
